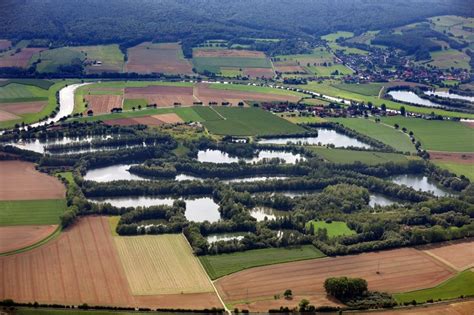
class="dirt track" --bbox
[215,247,455,311]
[0,225,57,254]
[420,239,474,271]
[0,216,222,310]
[0,161,65,200]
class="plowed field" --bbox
[421,239,474,271]
[85,95,123,114]
[0,225,57,254]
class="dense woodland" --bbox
[0,0,471,49]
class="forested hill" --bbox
[0,0,471,45]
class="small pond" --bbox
[390,174,449,197]
[258,129,371,149]
[83,164,146,182]
[249,207,288,221]
[89,196,221,223]
[206,233,247,244]
[388,90,442,108]
[197,149,303,164]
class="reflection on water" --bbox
[369,193,398,207]
[250,207,287,221]
[424,91,474,103]
[206,233,247,244]
[388,90,442,108]
[391,174,449,197]
[83,164,145,182]
[197,149,303,164]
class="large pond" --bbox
[250,207,288,221]
[391,174,449,197]
[8,136,111,154]
[424,90,474,103]
[388,90,442,108]
[197,149,303,164]
[258,129,370,149]
[206,233,247,244]
[83,164,146,182]
[89,196,221,223]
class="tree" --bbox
[283,289,293,299]
[381,103,386,111]
[400,106,406,116]
[324,277,368,300]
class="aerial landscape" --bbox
[0,0,473,314]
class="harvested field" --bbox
[420,239,474,271]
[362,300,474,315]
[125,85,197,107]
[0,109,19,122]
[104,116,164,127]
[275,65,306,73]
[215,247,455,311]
[0,217,222,310]
[126,42,193,75]
[0,101,47,114]
[193,49,266,58]
[153,113,183,123]
[85,95,123,114]
[0,48,44,68]
[429,151,474,164]
[0,161,65,200]
[114,234,214,295]
[0,40,11,51]
[0,225,57,254]
[243,67,275,78]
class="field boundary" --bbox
[209,106,227,120]
[0,225,61,256]
[182,233,230,314]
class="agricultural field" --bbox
[114,234,213,295]
[71,44,125,73]
[0,83,49,102]
[0,199,66,226]
[322,31,369,55]
[420,240,474,271]
[306,220,356,238]
[428,15,474,42]
[215,247,456,312]
[199,245,325,280]
[433,162,474,181]
[301,81,474,119]
[332,83,383,96]
[0,217,222,310]
[31,47,86,73]
[126,42,193,75]
[321,31,355,42]
[0,225,58,254]
[307,63,354,76]
[394,270,474,304]
[426,49,471,70]
[380,116,474,152]
[328,117,417,153]
[0,39,12,51]
[0,47,45,68]
[202,107,305,136]
[310,147,418,165]
[192,48,273,77]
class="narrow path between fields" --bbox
[209,106,227,120]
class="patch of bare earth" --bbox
[243,67,275,78]
[0,109,19,122]
[419,239,474,271]
[125,85,197,107]
[215,247,455,312]
[0,101,47,114]
[0,161,65,200]
[153,113,183,124]
[85,95,123,114]
[0,216,222,310]
[126,42,193,75]
[429,151,474,164]
[0,225,57,254]
[193,49,266,58]
[0,48,44,68]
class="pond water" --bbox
[250,207,288,221]
[369,193,398,207]
[83,164,146,182]
[222,176,288,183]
[88,196,221,222]
[388,90,442,108]
[206,233,247,244]
[258,129,370,149]
[197,149,303,164]
[424,91,474,103]
[391,174,449,197]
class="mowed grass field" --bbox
[328,117,416,153]
[306,220,356,238]
[310,147,417,165]
[199,245,325,280]
[433,162,474,181]
[0,83,48,102]
[332,83,383,96]
[394,270,474,303]
[113,234,214,295]
[202,107,305,136]
[0,199,66,226]
[72,44,125,73]
[31,47,86,73]
[380,117,474,152]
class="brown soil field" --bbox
[429,151,474,164]
[420,239,474,271]
[104,116,165,126]
[153,113,183,123]
[0,101,47,114]
[0,109,19,122]
[85,95,123,114]
[126,42,193,75]
[193,49,266,58]
[0,48,44,68]
[215,247,455,312]
[0,225,57,254]
[0,40,12,51]
[275,65,307,73]
[244,67,275,78]
[363,299,474,315]
[0,216,222,310]
[0,161,65,200]
[125,86,197,107]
